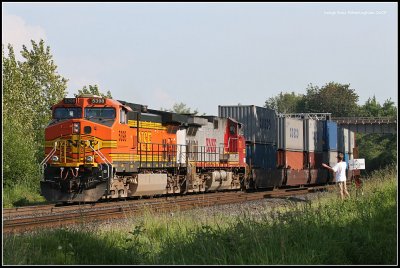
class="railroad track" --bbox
[3,185,333,234]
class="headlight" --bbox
[86,156,93,162]
[73,122,80,133]
[52,156,59,162]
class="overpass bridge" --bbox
[278,113,397,134]
[331,117,397,134]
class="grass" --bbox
[2,183,47,208]
[3,165,397,265]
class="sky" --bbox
[2,2,398,115]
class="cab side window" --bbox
[229,125,236,134]
[120,109,127,124]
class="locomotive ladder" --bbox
[89,144,113,194]
[39,141,58,178]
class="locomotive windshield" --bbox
[53,107,82,119]
[85,108,116,119]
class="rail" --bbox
[3,185,333,234]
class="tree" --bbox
[161,102,199,115]
[3,44,38,187]
[359,96,397,117]
[357,133,397,171]
[359,96,381,117]
[19,40,68,162]
[303,82,359,117]
[381,98,397,117]
[75,84,112,98]
[264,91,305,113]
[263,84,396,172]
[357,96,397,171]
[2,40,67,188]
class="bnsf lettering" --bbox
[289,128,299,139]
[139,131,152,151]
[259,118,271,130]
[206,138,216,153]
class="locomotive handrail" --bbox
[187,144,233,168]
[89,144,113,185]
[40,142,58,166]
[137,142,178,168]
[89,144,112,166]
[39,141,58,178]
[225,137,238,151]
[176,144,186,165]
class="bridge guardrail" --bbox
[331,117,397,124]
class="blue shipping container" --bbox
[323,121,338,151]
[344,153,349,170]
[246,143,277,169]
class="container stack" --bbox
[337,125,349,181]
[304,116,325,184]
[344,128,357,180]
[219,104,357,188]
[276,115,309,186]
[218,105,281,188]
[348,129,356,157]
[337,126,349,166]
[338,126,359,180]
[321,120,338,182]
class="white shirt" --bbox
[332,161,347,182]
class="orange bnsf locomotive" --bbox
[40,95,247,202]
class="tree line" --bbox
[2,40,113,190]
[264,82,397,118]
[3,41,67,189]
[264,83,397,171]
[2,40,397,193]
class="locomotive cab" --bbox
[40,94,133,202]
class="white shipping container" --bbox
[304,119,320,152]
[344,127,349,153]
[349,130,355,154]
[337,127,350,153]
[278,117,304,151]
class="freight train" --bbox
[219,106,359,189]
[40,95,359,202]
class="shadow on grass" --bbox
[3,227,144,265]
[12,197,49,207]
